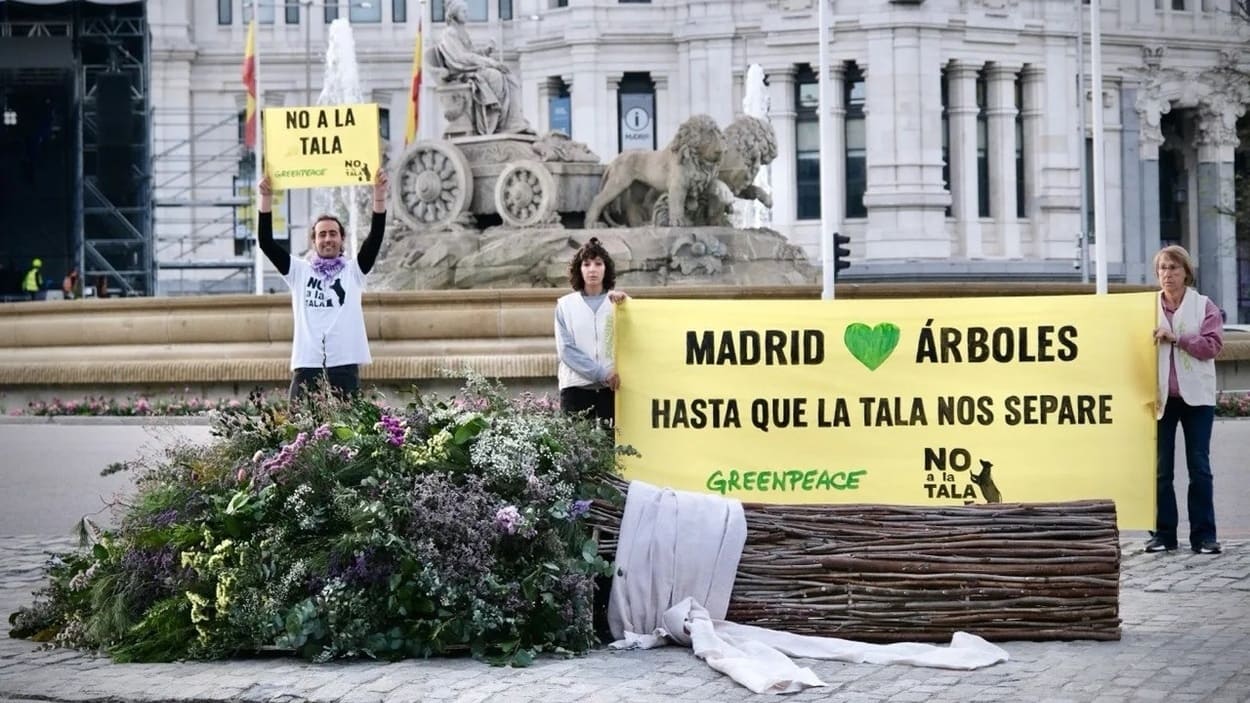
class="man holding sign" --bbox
[257,163,388,402]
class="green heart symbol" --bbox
[843,322,901,371]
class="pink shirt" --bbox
[1161,295,1224,398]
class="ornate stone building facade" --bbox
[151,0,1250,320]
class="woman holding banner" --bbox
[1148,245,1223,555]
[555,237,628,426]
[257,168,388,402]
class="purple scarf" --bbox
[311,256,346,280]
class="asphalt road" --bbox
[0,418,1246,540]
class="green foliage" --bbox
[9,376,627,666]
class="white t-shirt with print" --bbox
[281,257,372,370]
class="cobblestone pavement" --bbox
[2,535,1248,703]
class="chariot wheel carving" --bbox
[494,160,558,228]
[393,140,473,230]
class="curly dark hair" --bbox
[568,237,616,292]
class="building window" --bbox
[845,62,866,219]
[379,107,391,140]
[1172,0,1185,9]
[500,0,513,20]
[1015,76,1025,219]
[285,0,300,24]
[218,0,232,25]
[554,0,568,6]
[794,65,819,220]
[976,69,989,218]
[325,2,339,22]
[548,77,571,136]
[350,1,383,22]
[618,72,656,152]
[941,66,951,218]
[394,0,407,22]
[254,0,276,24]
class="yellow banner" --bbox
[615,293,1158,528]
[263,103,379,189]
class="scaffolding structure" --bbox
[0,2,153,296]
[151,107,257,296]
[78,3,152,297]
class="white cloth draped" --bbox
[607,480,1010,695]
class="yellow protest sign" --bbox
[263,103,379,189]
[614,293,1158,528]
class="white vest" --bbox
[556,291,615,390]
[282,257,372,370]
[1156,287,1217,418]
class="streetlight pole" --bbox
[817,0,835,299]
[303,0,314,106]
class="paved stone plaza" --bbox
[1,534,1247,703]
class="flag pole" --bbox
[1090,0,1108,295]
[817,0,834,300]
[251,18,265,296]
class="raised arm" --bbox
[357,168,389,275]
[257,176,290,276]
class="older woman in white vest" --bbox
[555,237,628,426]
[1147,245,1224,555]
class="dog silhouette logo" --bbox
[970,458,1002,504]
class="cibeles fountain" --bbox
[373,6,816,290]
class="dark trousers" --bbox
[560,386,615,426]
[561,385,615,642]
[289,365,360,403]
[1156,397,1218,548]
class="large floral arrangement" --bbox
[8,376,626,666]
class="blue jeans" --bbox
[1156,397,1218,548]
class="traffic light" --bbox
[833,233,851,277]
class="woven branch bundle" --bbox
[589,497,1120,643]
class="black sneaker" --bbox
[1193,540,1222,554]
[1145,536,1177,552]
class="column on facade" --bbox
[1120,83,1148,284]
[527,76,547,135]
[705,38,736,129]
[1020,64,1044,257]
[1135,93,1166,284]
[823,62,847,236]
[947,60,982,259]
[986,62,1021,259]
[653,75,671,148]
[568,46,603,158]
[1195,99,1243,323]
[606,72,623,155]
[766,67,798,232]
[861,27,950,258]
[1032,35,1083,261]
[1101,79,1126,278]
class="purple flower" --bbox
[494,505,522,535]
[570,499,593,520]
[311,256,347,280]
[313,423,332,441]
[374,414,407,447]
[258,431,310,479]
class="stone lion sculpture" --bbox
[584,114,724,228]
[591,115,777,228]
[717,115,777,210]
